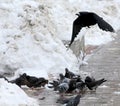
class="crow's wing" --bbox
[93,14,115,32]
[69,19,82,47]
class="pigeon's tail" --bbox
[47,85,54,88]
[97,78,107,86]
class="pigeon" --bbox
[31,78,48,88]
[48,80,60,91]
[10,73,29,87]
[57,95,81,106]
[59,73,70,84]
[76,81,86,91]
[66,95,81,106]
[67,79,78,93]
[57,82,69,96]
[69,11,115,46]
[65,68,76,79]
[24,74,48,88]
[85,76,107,90]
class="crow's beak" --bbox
[75,13,79,16]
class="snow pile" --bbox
[0,0,78,77]
[0,0,119,77]
[0,79,38,106]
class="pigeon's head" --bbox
[65,68,69,72]
[85,76,93,83]
[59,73,65,80]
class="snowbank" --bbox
[0,0,78,78]
[0,79,38,106]
[0,0,119,77]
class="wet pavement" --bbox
[80,31,120,106]
[24,32,120,106]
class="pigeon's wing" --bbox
[69,19,82,47]
[93,14,115,32]
[86,78,107,90]
[57,97,73,104]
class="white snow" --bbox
[0,79,39,106]
[99,85,109,88]
[0,0,120,105]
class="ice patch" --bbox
[99,85,109,88]
[114,91,120,95]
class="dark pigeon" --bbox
[10,73,48,88]
[65,68,76,79]
[65,68,80,79]
[76,81,86,91]
[59,73,70,84]
[85,76,107,90]
[25,74,48,88]
[66,95,81,106]
[57,95,81,106]
[10,73,29,87]
[67,79,78,93]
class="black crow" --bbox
[85,76,107,90]
[69,11,115,46]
